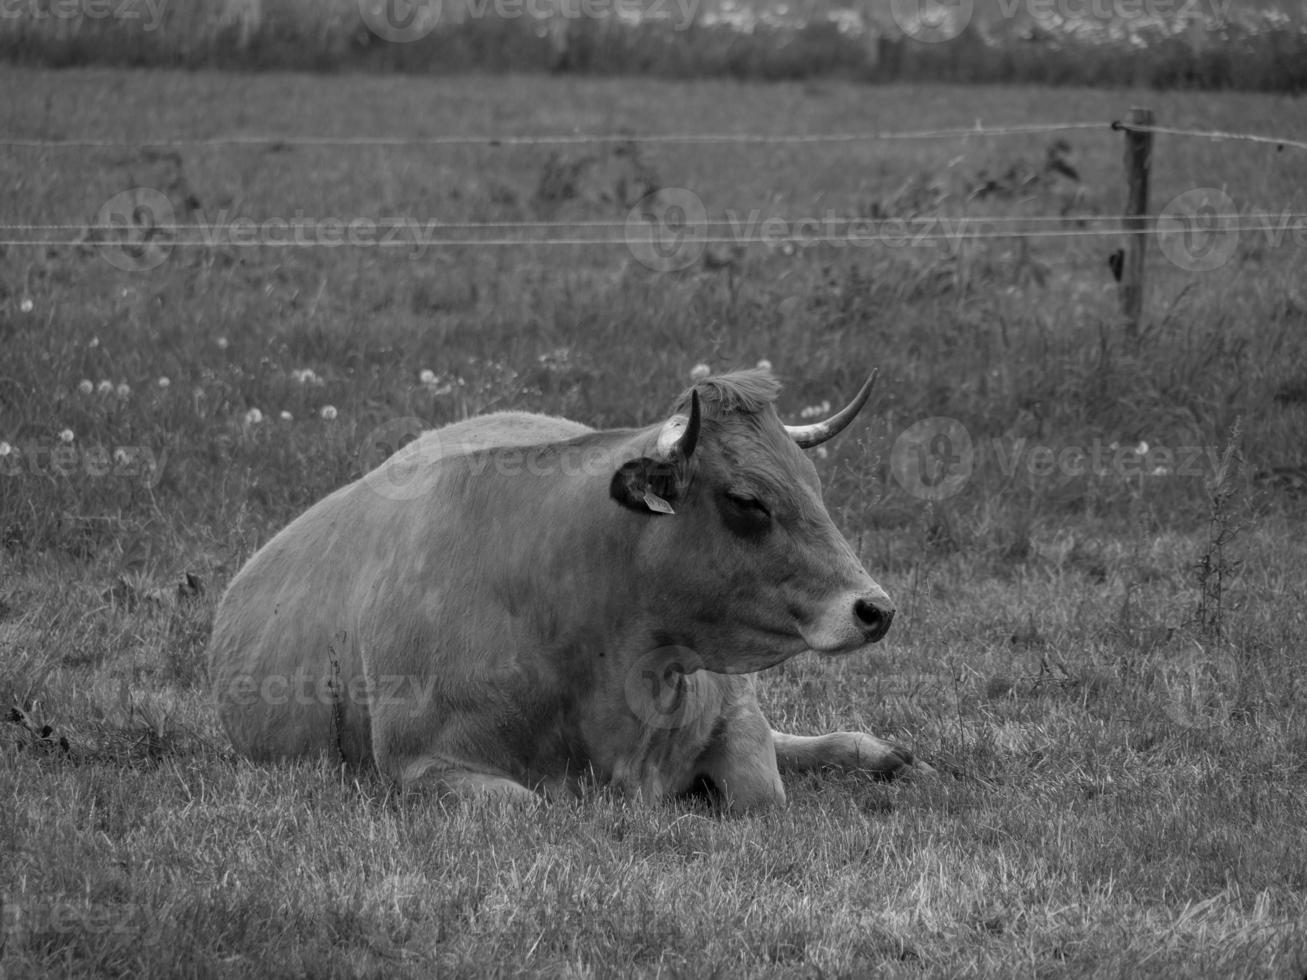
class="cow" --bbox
[208,368,925,811]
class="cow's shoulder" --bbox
[402,412,595,463]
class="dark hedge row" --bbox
[2,8,1305,91]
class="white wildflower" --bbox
[244,408,263,425]
[690,363,711,382]
[756,359,772,372]
[97,380,114,396]
[216,337,229,350]
[116,383,131,399]
[0,442,11,457]
[279,411,293,422]
[157,377,170,389]
[59,429,75,444]
[78,379,94,395]
[1137,440,1149,455]
[20,298,33,313]
[419,369,437,385]
[320,405,338,421]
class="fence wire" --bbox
[3,222,1298,250]
[4,119,1305,150]
[0,122,1112,149]
[4,116,1303,252]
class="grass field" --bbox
[2,67,1307,977]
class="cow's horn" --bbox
[656,390,701,459]
[785,370,878,449]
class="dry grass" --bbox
[1,68,1306,977]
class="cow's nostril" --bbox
[854,598,895,642]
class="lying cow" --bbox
[209,368,923,810]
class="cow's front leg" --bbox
[693,685,787,813]
[398,756,540,804]
[771,730,927,779]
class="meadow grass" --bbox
[1,68,1306,977]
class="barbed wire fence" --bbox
[4,113,1306,330]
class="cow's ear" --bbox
[610,458,684,515]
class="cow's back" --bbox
[209,411,594,767]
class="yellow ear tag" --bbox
[643,490,675,515]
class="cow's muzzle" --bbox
[853,594,895,643]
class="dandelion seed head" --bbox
[59,429,75,444]
[78,379,94,395]
[320,405,338,421]
[690,363,711,382]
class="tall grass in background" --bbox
[1,0,1305,90]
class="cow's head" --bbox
[610,368,893,673]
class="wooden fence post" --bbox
[1120,106,1154,336]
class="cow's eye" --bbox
[724,491,770,518]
